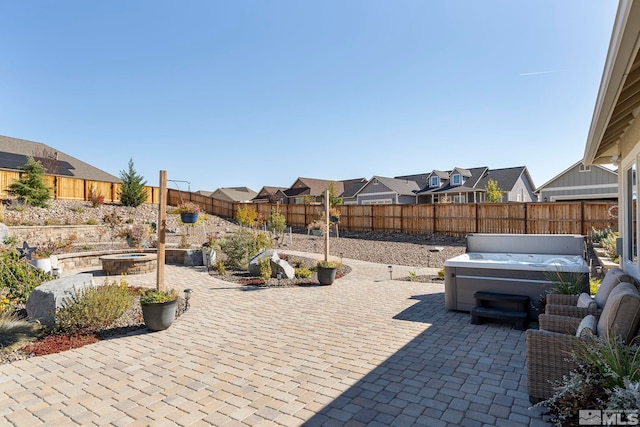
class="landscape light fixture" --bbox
[184,288,193,309]
[388,265,393,280]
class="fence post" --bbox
[523,203,528,234]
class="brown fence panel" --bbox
[85,181,117,202]
[477,203,526,234]
[56,177,85,200]
[526,202,583,234]
[347,205,373,231]
[582,201,618,235]
[435,204,477,236]
[400,204,435,234]
[286,205,307,228]
[0,171,20,198]
[373,205,402,232]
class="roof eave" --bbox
[584,0,640,165]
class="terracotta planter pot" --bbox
[141,299,177,331]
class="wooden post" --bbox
[157,170,167,292]
[325,189,329,262]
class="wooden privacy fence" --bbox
[191,201,618,237]
[0,170,617,236]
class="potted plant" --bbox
[30,241,58,273]
[178,202,200,224]
[308,220,327,237]
[201,233,220,268]
[329,207,341,224]
[139,288,178,331]
[117,223,150,249]
[316,260,338,285]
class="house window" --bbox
[453,195,465,203]
[430,176,440,187]
[579,164,591,172]
[373,179,379,185]
[451,174,461,186]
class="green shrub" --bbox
[55,279,135,333]
[591,227,614,244]
[409,271,417,281]
[437,268,445,279]
[545,270,586,295]
[139,288,177,304]
[219,229,273,270]
[86,219,98,225]
[267,207,286,235]
[258,257,272,281]
[295,267,312,279]
[601,231,619,260]
[215,260,226,275]
[0,310,41,352]
[2,236,17,246]
[0,249,51,304]
[536,334,640,424]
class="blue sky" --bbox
[0,1,619,193]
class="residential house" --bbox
[0,135,120,183]
[535,161,618,202]
[583,0,640,279]
[341,178,367,205]
[352,175,422,205]
[416,166,536,203]
[211,187,257,203]
[281,177,365,205]
[252,186,287,204]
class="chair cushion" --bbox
[576,314,597,337]
[594,268,632,308]
[596,282,640,343]
[577,293,597,309]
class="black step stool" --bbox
[470,291,529,331]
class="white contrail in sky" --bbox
[519,70,560,76]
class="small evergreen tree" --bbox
[7,157,52,207]
[118,158,148,207]
[484,179,504,203]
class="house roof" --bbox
[358,176,420,197]
[584,0,640,165]
[394,173,430,190]
[417,167,489,194]
[475,166,532,192]
[341,178,367,199]
[283,177,366,199]
[212,187,257,203]
[536,161,617,192]
[0,135,120,182]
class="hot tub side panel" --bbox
[444,266,588,318]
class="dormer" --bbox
[429,175,440,188]
[450,167,472,187]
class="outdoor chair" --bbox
[526,281,640,403]
[544,267,633,319]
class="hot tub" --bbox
[444,234,589,318]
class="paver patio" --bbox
[0,253,549,426]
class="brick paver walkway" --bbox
[0,254,549,426]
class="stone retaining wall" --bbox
[9,224,111,246]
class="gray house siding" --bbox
[508,177,536,202]
[537,163,617,202]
